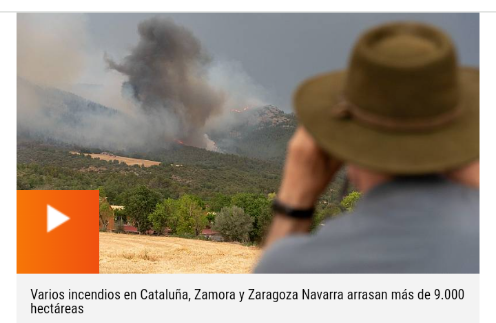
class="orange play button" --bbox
[17,190,99,273]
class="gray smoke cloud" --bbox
[17,14,88,88]
[105,17,226,148]
[17,14,269,153]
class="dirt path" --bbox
[70,152,160,167]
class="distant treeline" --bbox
[17,140,281,204]
[18,140,358,243]
[109,186,359,244]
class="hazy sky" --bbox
[81,13,479,111]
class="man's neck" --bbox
[348,160,480,194]
[347,165,392,194]
[445,161,479,188]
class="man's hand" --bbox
[264,127,342,247]
[278,127,341,208]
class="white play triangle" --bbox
[47,205,70,232]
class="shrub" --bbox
[213,206,253,243]
[230,193,272,243]
[149,198,176,235]
[340,191,362,212]
[311,204,341,230]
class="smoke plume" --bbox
[18,14,269,153]
[17,14,88,88]
[105,17,226,148]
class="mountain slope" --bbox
[17,78,141,151]
[209,105,297,163]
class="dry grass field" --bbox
[99,232,261,274]
[70,151,160,167]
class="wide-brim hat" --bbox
[294,22,479,174]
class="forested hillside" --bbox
[17,140,282,205]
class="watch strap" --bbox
[271,199,315,219]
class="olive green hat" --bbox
[294,22,479,174]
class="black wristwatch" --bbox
[271,199,315,219]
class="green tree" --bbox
[231,193,272,243]
[98,186,107,198]
[123,186,160,234]
[206,212,216,224]
[99,197,113,231]
[340,191,362,212]
[175,195,207,236]
[214,206,253,242]
[209,193,232,212]
[149,198,176,235]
